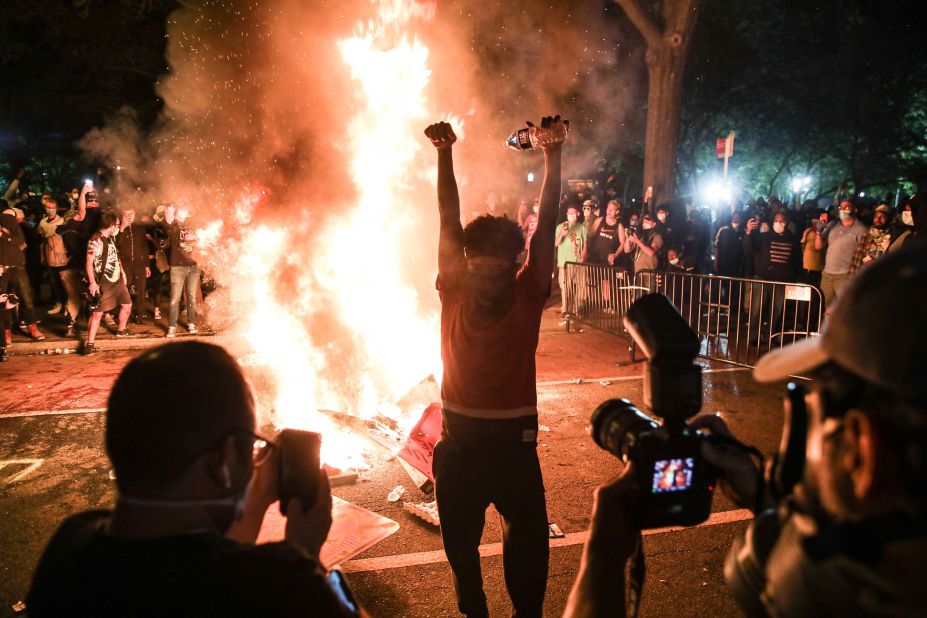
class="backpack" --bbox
[43,234,69,267]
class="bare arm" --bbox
[78,183,90,218]
[563,471,638,618]
[424,122,465,281]
[527,116,568,290]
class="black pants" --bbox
[6,266,36,324]
[0,269,11,347]
[434,412,549,618]
[125,263,148,318]
[748,281,787,344]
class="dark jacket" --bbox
[743,229,800,282]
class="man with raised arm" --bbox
[423,115,567,618]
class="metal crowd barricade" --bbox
[562,262,650,361]
[632,270,823,368]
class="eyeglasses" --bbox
[249,432,276,465]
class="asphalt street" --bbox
[0,308,788,617]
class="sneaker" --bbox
[165,326,176,338]
[82,342,97,356]
[48,303,63,315]
[66,321,76,337]
[115,329,129,338]
[153,308,161,320]
[0,348,8,362]
[28,324,46,341]
[187,324,198,335]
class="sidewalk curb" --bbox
[8,333,236,356]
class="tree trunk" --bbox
[615,0,702,214]
[643,42,690,212]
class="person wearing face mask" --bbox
[623,212,663,276]
[556,205,587,315]
[37,195,68,316]
[424,116,566,618]
[563,243,927,618]
[849,204,893,275]
[814,200,867,314]
[889,193,926,252]
[743,211,801,344]
[714,211,745,277]
[26,341,357,617]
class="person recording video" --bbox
[27,342,360,617]
[564,243,927,617]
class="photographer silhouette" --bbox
[564,243,927,617]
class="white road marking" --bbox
[341,508,753,573]
[0,407,106,419]
[0,459,44,484]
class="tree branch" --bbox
[614,0,662,48]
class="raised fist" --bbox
[424,122,457,150]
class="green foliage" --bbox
[678,0,927,204]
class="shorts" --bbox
[97,280,131,313]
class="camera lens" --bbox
[591,398,659,460]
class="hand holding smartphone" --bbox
[278,429,322,515]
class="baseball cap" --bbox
[874,204,892,215]
[754,243,927,404]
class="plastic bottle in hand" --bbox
[505,123,568,151]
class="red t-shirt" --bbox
[438,265,549,419]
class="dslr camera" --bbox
[591,293,717,529]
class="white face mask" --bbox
[838,210,852,222]
[642,221,655,230]
[567,214,578,224]
[902,210,914,226]
[773,221,786,234]
[117,465,252,528]
[657,213,667,223]
[669,258,679,266]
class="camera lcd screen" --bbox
[651,457,695,493]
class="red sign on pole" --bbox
[716,137,728,159]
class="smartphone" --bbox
[278,429,321,515]
[326,569,359,614]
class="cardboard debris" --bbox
[548,523,565,539]
[387,485,406,502]
[404,500,440,526]
[397,403,442,485]
[257,496,399,568]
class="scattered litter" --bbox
[548,523,564,538]
[11,601,25,613]
[701,582,708,587]
[404,500,440,526]
[659,579,668,585]
[573,378,584,384]
[107,469,116,481]
[599,380,613,386]
[386,485,406,502]
[538,425,550,432]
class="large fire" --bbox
[200,0,448,470]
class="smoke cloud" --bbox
[77,0,643,422]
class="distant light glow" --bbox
[527,172,535,182]
[703,180,732,204]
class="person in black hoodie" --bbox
[743,211,800,344]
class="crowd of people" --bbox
[0,168,212,360]
[486,185,927,319]
[17,119,927,616]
